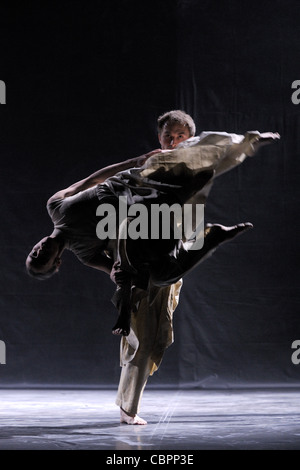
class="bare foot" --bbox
[120,408,147,425]
[252,132,280,152]
[205,222,253,243]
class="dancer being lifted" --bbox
[26,110,279,424]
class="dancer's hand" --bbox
[251,132,280,151]
[256,132,280,142]
[110,261,130,287]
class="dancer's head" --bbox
[157,110,196,150]
[26,236,62,280]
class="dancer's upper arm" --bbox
[47,151,161,204]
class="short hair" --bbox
[26,263,58,280]
[157,110,196,137]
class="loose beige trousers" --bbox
[115,280,182,415]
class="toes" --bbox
[112,326,130,336]
[112,328,122,335]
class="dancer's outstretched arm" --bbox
[214,131,280,177]
[48,149,162,203]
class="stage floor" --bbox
[0,388,299,450]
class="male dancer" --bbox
[26,110,279,424]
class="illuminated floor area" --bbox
[0,388,299,450]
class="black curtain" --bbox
[174,0,300,387]
[0,0,299,388]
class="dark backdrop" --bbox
[0,0,299,388]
